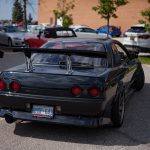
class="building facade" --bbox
[38,0,149,31]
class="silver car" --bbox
[70,25,112,39]
[0,26,33,47]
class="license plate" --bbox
[32,105,54,118]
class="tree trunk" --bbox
[23,0,27,31]
[107,14,110,38]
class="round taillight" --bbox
[10,81,21,92]
[71,86,82,96]
[88,87,100,97]
[0,80,6,90]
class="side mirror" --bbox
[128,46,140,59]
[129,51,139,59]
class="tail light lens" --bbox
[71,86,82,97]
[0,80,6,90]
[10,81,21,92]
[138,35,150,39]
[88,87,100,97]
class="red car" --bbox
[24,27,77,48]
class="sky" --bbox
[0,0,38,20]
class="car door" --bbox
[113,41,137,92]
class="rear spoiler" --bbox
[0,47,107,58]
[0,47,107,74]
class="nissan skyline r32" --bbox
[0,38,145,127]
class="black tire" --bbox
[134,66,145,91]
[111,86,125,127]
[8,38,12,47]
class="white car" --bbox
[0,26,33,47]
[70,25,111,39]
[27,25,46,34]
[123,24,150,52]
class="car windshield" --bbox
[127,27,146,33]
[32,41,107,68]
[4,26,18,32]
[4,26,26,33]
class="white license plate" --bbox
[32,105,54,118]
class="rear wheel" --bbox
[111,87,125,127]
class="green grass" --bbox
[139,56,150,65]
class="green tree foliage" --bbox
[139,0,150,32]
[92,0,128,35]
[53,0,75,27]
[12,0,23,23]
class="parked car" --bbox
[24,27,77,48]
[0,38,144,127]
[27,24,46,34]
[0,26,33,47]
[70,25,111,39]
[96,25,121,37]
[123,24,150,52]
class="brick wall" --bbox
[38,0,149,32]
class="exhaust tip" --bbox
[4,114,15,124]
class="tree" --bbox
[12,0,23,23]
[23,0,27,31]
[53,0,75,27]
[92,0,128,36]
[139,0,150,32]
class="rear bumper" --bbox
[0,92,105,116]
[0,108,111,127]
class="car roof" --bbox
[70,25,90,29]
[131,24,145,27]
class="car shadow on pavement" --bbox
[14,83,150,146]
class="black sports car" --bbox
[0,38,145,127]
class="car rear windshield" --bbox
[127,27,146,33]
[32,41,107,68]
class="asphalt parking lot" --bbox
[0,53,149,150]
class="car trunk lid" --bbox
[2,65,107,98]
